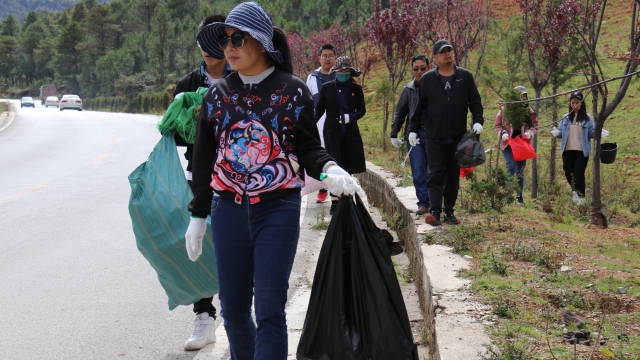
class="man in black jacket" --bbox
[408,39,484,226]
[173,14,231,352]
[173,14,232,186]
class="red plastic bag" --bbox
[460,167,474,178]
[507,136,537,161]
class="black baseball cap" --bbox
[433,39,453,55]
[570,91,584,102]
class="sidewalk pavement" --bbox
[0,100,16,133]
[359,161,492,360]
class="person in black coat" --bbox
[314,55,366,214]
[172,13,231,352]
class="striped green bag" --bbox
[128,134,218,310]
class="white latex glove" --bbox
[601,129,610,139]
[408,132,420,146]
[185,217,206,262]
[472,123,483,134]
[390,137,403,148]
[551,127,560,137]
[501,133,509,142]
[321,165,365,198]
[341,114,350,124]
[523,130,532,140]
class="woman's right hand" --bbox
[550,127,560,137]
[501,133,509,142]
[185,217,206,261]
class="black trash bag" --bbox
[455,130,486,168]
[296,195,418,360]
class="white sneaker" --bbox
[576,196,586,205]
[184,313,216,351]
[572,191,580,203]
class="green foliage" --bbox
[460,167,516,214]
[481,251,509,276]
[442,223,485,254]
[392,260,408,285]
[502,89,529,130]
[0,0,379,99]
[382,210,404,232]
[311,209,329,230]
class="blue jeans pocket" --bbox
[210,196,221,212]
[277,192,302,206]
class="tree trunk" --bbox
[550,83,559,186]
[531,88,541,198]
[382,97,389,151]
[590,88,607,228]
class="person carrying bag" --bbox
[494,85,539,205]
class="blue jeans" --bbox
[502,146,526,196]
[408,129,430,208]
[210,192,301,360]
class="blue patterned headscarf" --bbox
[196,2,283,65]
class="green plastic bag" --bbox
[157,87,208,144]
[128,134,218,310]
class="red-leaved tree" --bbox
[288,30,311,79]
[307,24,348,69]
[415,0,490,74]
[366,0,419,151]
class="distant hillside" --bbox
[0,0,110,20]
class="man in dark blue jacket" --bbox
[408,39,484,226]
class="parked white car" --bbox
[59,95,82,111]
[45,96,59,107]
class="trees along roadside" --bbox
[567,0,640,227]
[516,0,580,199]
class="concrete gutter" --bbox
[356,161,491,360]
[0,100,16,133]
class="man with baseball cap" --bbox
[408,39,484,226]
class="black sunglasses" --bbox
[217,32,245,50]
[412,67,428,72]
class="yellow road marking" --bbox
[0,182,51,203]
[91,153,108,164]
[107,127,114,132]
[111,138,118,144]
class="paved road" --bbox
[0,101,329,359]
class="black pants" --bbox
[562,150,589,197]
[185,179,216,318]
[425,140,460,213]
[193,297,216,317]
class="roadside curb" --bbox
[356,163,441,360]
[0,101,16,133]
[356,162,492,360]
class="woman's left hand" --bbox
[523,131,532,139]
[601,129,610,139]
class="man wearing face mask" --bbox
[391,55,431,215]
[408,40,484,226]
[315,55,367,215]
[306,44,337,203]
